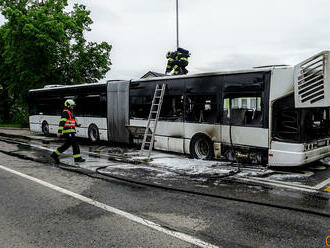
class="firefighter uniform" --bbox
[173,52,189,75]
[166,48,190,75]
[50,100,85,164]
[165,51,177,74]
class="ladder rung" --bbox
[140,83,166,158]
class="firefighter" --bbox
[50,99,85,164]
[173,48,190,75]
[165,51,177,74]
[166,48,190,75]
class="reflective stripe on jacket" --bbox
[58,108,76,134]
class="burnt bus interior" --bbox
[130,72,271,127]
[130,72,271,163]
[272,94,330,143]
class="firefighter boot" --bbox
[74,157,86,163]
[50,152,60,164]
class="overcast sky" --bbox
[4,0,330,80]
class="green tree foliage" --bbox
[0,0,112,122]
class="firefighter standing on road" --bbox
[50,99,85,164]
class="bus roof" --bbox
[29,81,108,92]
[29,65,292,92]
[132,66,291,83]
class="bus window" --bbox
[75,94,107,118]
[130,96,153,119]
[185,95,218,123]
[30,97,62,115]
[160,95,183,121]
[223,96,263,126]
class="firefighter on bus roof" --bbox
[165,48,190,75]
[165,51,177,74]
[50,99,85,164]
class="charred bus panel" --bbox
[128,71,271,163]
[270,93,330,166]
[269,51,330,166]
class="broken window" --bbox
[185,95,218,123]
[160,95,183,121]
[222,95,263,126]
[130,96,153,119]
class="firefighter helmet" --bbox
[64,99,76,108]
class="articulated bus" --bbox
[28,51,330,166]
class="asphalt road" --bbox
[0,150,329,248]
[0,154,196,248]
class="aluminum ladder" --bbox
[140,84,166,158]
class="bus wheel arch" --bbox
[41,121,49,136]
[190,133,214,160]
[88,124,100,142]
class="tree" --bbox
[0,0,112,122]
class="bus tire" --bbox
[190,134,214,160]
[41,121,49,136]
[88,124,100,143]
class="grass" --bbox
[0,123,27,128]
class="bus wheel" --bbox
[190,134,214,160]
[41,121,49,136]
[88,124,100,143]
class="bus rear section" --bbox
[269,51,330,166]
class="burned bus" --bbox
[28,51,330,166]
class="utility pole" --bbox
[176,0,179,49]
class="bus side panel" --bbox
[154,135,169,151]
[107,81,130,143]
[75,117,108,141]
[46,115,61,134]
[129,119,185,153]
[183,123,220,141]
[168,137,184,153]
[220,125,269,148]
[30,115,59,134]
[29,115,42,132]
[155,121,184,153]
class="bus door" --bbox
[221,92,268,149]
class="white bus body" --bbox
[28,83,109,142]
[28,51,330,166]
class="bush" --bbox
[5,102,29,127]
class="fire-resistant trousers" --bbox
[56,133,81,158]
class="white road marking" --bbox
[241,176,330,192]
[0,165,220,248]
[238,177,318,193]
[314,178,330,189]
